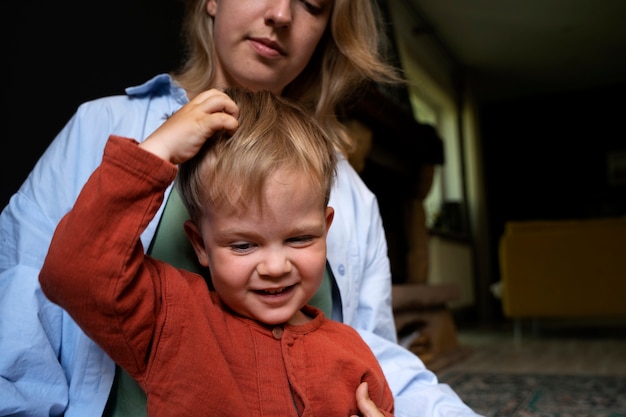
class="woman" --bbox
[0,1,479,416]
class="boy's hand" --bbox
[139,89,239,164]
[351,382,386,417]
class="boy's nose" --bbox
[257,249,292,277]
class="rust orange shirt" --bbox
[40,135,395,417]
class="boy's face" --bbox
[185,168,334,325]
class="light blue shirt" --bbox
[0,74,481,417]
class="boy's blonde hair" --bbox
[172,0,402,156]
[176,88,338,223]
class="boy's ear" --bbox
[325,206,335,234]
[184,220,210,267]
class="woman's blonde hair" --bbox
[176,88,338,223]
[172,0,402,156]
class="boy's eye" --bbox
[288,236,315,245]
[231,243,254,252]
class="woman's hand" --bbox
[351,382,386,417]
[139,89,239,164]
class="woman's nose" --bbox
[264,0,292,28]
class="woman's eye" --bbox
[301,0,323,15]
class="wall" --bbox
[386,0,483,314]
[428,235,475,309]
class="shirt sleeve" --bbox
[357,329,484,417]
[0,94,171,416]
[0,102,117,416]
[39,135,177,378]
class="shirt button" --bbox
[338,264,345,276]
[272,327,284,339]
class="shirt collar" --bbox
[125,73,188,105]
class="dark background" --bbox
[480,83,626,318]
[4,0,185,209]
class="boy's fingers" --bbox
[209,113,239,135]
[193,89,240,119]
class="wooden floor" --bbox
[435,317,626,377]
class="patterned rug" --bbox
[438,371,626,417]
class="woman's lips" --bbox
[248,37,286,59]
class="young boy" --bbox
[39,88,394,417]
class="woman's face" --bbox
[207,0,332,95]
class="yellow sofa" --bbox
[498,216,626,319]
